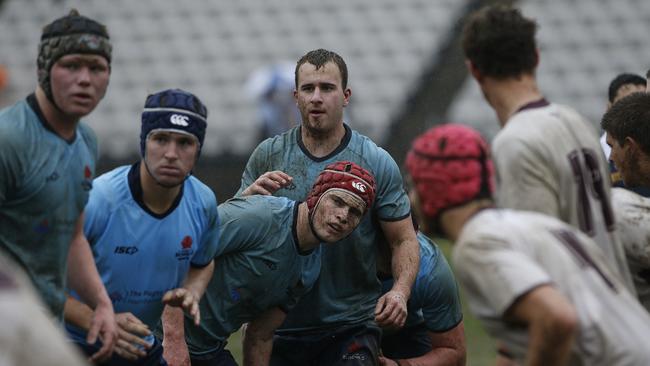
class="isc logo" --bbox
[351,181,366,192]
[114,246,139,255]
[170,114,189,126]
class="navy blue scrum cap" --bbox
[140,88,208,156]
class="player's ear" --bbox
[466,60,482,82]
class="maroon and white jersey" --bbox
[0,252,88,366]
[492,102,634,292]
[453,209,650,365]
[612,187,650,311]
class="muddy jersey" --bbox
[492,101,633,292]
[185,195,322,354]
[238,124,410,331]
[454,209,650,365]
[0,95,97,317]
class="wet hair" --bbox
[295,48,348,89]
[601,92,650,154]
[462,4,538,79]
[607,73,646,103]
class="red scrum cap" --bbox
[405,124,494,219]
[306,161,376,219]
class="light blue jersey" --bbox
[66,163,219,344]
[0,95,97,317]
[381,233,462,333]
[185,195,321,355]
[238,125,410,331]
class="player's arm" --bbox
[375,216,419,329]
[243,306,287,366]
[240,170,293,196]
[506,285,577,366]
[66,212,117,363]
[162,306,191,366]
[162,260,215,325]
[379,323,466,366]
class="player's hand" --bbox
[87,300,118,363]
[374,290,407,330]
[378,356,399,366]
[112,312,152,360]
[241,171,293,196]
[162,288,201,326]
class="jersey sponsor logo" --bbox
[114,246,139,255]
[230,288,241,302]
[175,236,194,260]
[351,180,366,193]
[170,114,190,126]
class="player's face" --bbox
[311,190,365,243]
[607,133,639,186]
[50,54,110,118]
[294,61,350,136]
[144,131,199,187]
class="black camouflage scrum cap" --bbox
[37,9,112,103]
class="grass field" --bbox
[225,239,497,365]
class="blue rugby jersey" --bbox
[185,195,321,354]
[67,163,219,344]
[381,233,463,333]
[0,95,97,317]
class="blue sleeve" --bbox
[372,147,411,221]
[419,248,463,332]
[83,181,111,245]
[213,198,274,256]
[191,188,220,267]
[236,139,272,196]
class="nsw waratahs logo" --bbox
[175,235,194,260]
[351,180,366,193]
[81,165,93,191]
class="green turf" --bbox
[225,238,497,365]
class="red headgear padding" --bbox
[405,124,494,219]
[306,161,376,219]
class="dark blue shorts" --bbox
[190,347,238,366]
[380,323,432,359]
[271,323,381,366]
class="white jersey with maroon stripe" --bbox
[492,102,634,292]
[612,187,650,311]
[453,208,650,365]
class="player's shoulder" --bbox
[219,195,292,218]
[91,165,131,201]
[0,100,35,146]
[255,126,299,152]
[185,175,218,206]
[76,121,98,150]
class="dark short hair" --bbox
[461,5,538,79]
[608,73,646,103]
[295,49,348,89]
[646,68,650,79]
[601,92,650,154]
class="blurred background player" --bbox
[602,92,650,310]
[406,123,650,366]
[376,229,465,366]
[461,4,634,291]
[169,161,376,365]
[64,89,220,365]
[600,73,646,188]
[0,9,117,362]
[237,48,419,365]
[245,62,301,142]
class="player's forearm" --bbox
[242,332,273,366]
[525,317,576,366]
[66,216,110,309]
[396,347,465,366]
[162,306,191,365]
[183,260,214,299]
[389,237,419,299]
[63,295,94,331]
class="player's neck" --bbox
[440,200,492,242]
[484,74,543,127]
[300,123,346,158]
[35,87,79,140]
[296,202,319,251]
[139,162,182,214]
